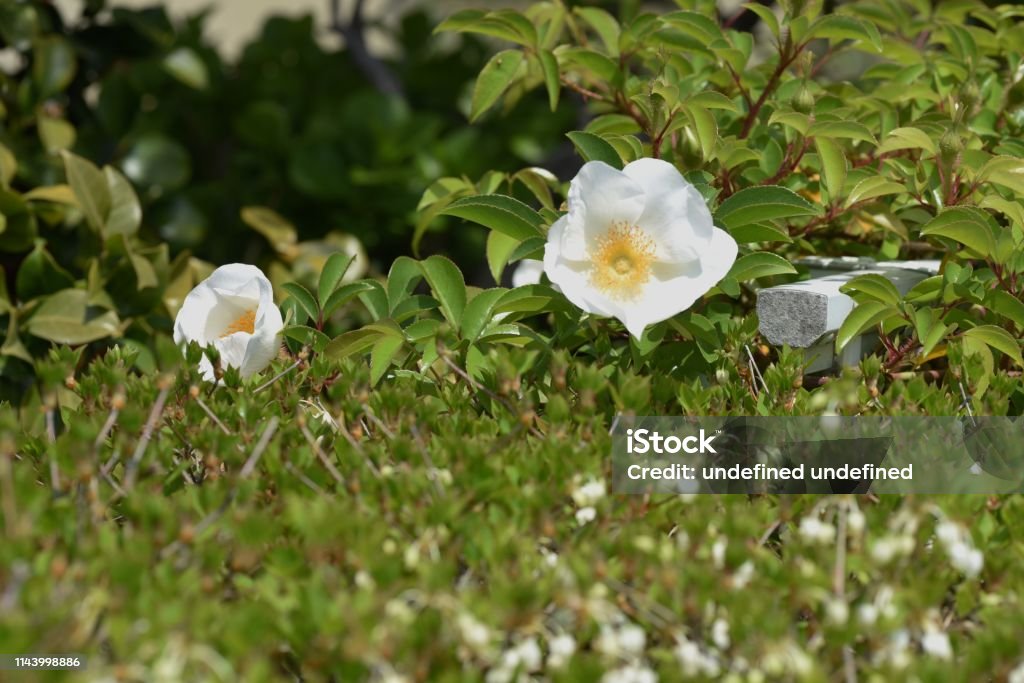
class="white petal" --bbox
[545,217,629,322]
[512,259,545,288]
[621,227,738,338]
[242,302,283,378]
[562,161,645,261]
[173,283,217,346]
[204,263,270,295]
[216,331,252,370]
[623,158,714,263]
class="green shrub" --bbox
[4,0,1024,680]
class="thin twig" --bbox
[745,344,770,395]
[124,387,170,489]
[194,396,230,435]
[410,424,445,499]
[255,360,301,394]
[299,421,346,487]
[240,417,280,479]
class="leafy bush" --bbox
[4,0,1024,680]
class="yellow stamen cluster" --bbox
[590,222,655,300]
[221,309,256,337]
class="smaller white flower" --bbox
[856,603,878,626]
[547,633,576,669]
[711,618,730,650]
[920,628,952,660]
[457,613,492,651]
[798,517,836,545]
[572,478,607,507]
[949,541,984,578]
[512,259,546,288]
[173,263,284,382]
[576,506,597,526]
[1008,660,1024,683]
[731,561,754,590]
[601,663,658,683]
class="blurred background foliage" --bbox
[0,0,581,274]
[0,0,582,400]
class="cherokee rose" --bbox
[543,159,736,338]
[173,263,284,381]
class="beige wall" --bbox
[54,0,523,56]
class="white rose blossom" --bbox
[543,158,737,338]
[173,263,284,382]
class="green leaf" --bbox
[806,120,877,144]
[539,50,560,111]
[728,223,792,243]
[282,325,330,352]
[877,127,937,156]
[845,175,906,207]
[978,156,1024,196]
[0,144,16,189]
[839,273,901,305]
[815,137,847,200]
[440,194,544,242]
[33,36,76,97]
[806,14,883,52]
[715,186,820,229]
[741,3,780,39]
[986,290,1024,330]
[963,325,1023,367]
[836,301,900,351]
[566,131,622,168]
[494,284,567,317]
[23,185,77,205]
[387,256,425,313]
[25,289,120,345]
[61,151,111,235]
[16,242,74,301]
[683,105,717,160]
[241,206,297,255]
[486,230,520,285]
[163,47,209,89]
[471,49,524,122]
[370,335,405,385]
[419,255,466,326]
[575,7,620,55]
[726,252,797,281]
[461,288,509,341]
[318,252,354,305]
[322,281,376,318]
[323,328,382,362]
[919,207,996,257]
[435,10,535,45]
[281,282,319,324]
[37,116,75,153]
[559,48,618,81]
[104,167,141,238]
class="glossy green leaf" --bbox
[840,273,902,305]
[61,151,110,235]
[726,252,797,281]
[281,282,319,324]
[318,252,355,305]
[440,194,544,242]
[919,207,996,257]
[471,49,524,121]
[461,288,509,341]
[716,186,820,229]
[963,325,1023,367]
[566,131,622,168]
[419,255,466,326]
[25,289,120,345]
[836,301,900,351]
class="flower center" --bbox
[221,309,256,337]
[590,222,655,300]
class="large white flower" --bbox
[543,158,737,338]
[173,263,284,382]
